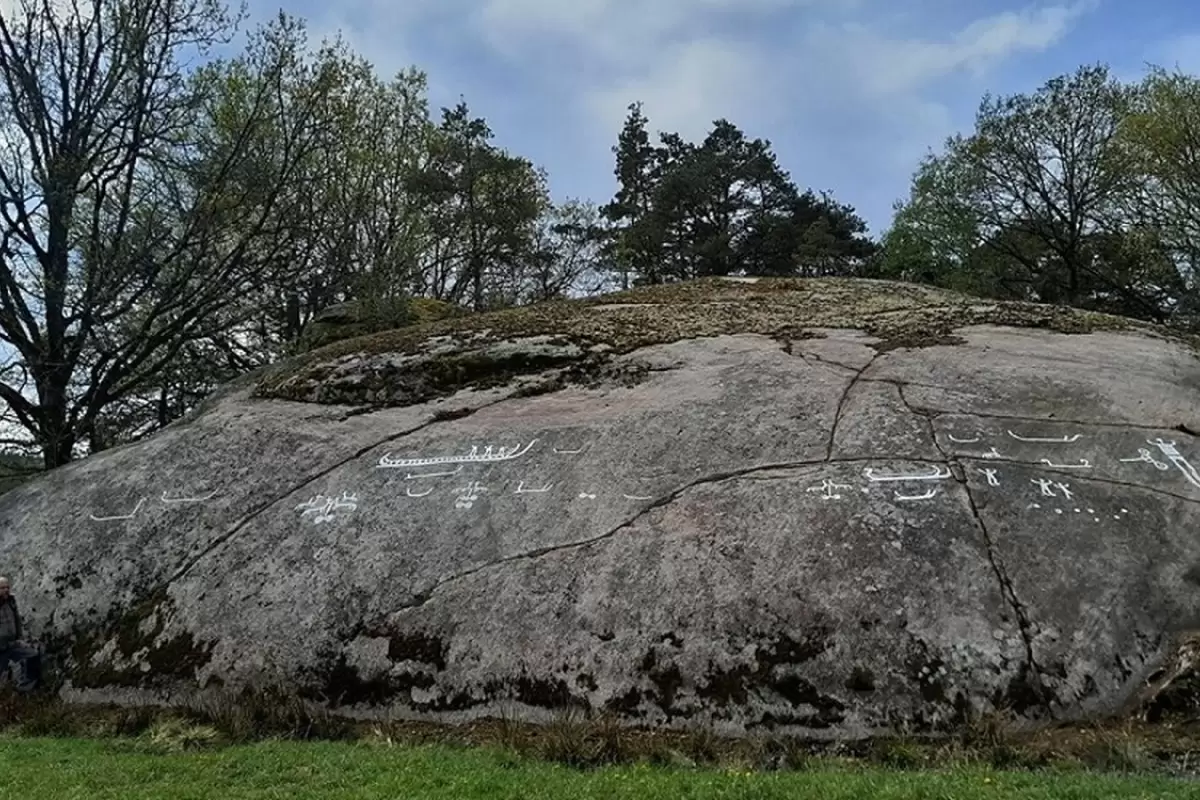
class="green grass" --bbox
[0,735,1193,800]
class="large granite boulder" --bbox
[2,277,1199,738]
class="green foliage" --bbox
[600,105,875,286]
[879,63,1200,327]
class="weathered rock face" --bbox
[2,277,1199,738]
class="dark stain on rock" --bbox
[648,663,685,712]
[699,663,754,705]
[509,675,586,710]
[904,639,949,705]
[409,689,480,713]
[65,590,214,689]
[1183,564,1200,587]
[576,672,598,692]
[762,628,832,665]
[846,665,877,692]
[696,627,841,724]
[995,664,1054,717]
[1114,654,1135,683]
[606,687,644,715]
[635,647,687,714]
[387,631,448,670]
[316,655,407,706]
[772,676,846,727]
[698,627,833,705]
[431,407,474,422]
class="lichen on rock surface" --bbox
[1,276,1199,739]
[256,277,1160,408]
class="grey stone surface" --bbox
[1,321,1198,738]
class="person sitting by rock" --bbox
[0,576,41,692]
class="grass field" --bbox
[0,735,1196,800]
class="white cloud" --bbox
[820,3,1093,96]
[567,3,1090,156]
[583,38,771,144]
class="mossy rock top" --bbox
[257,276,1178,407]
[294,297,467,354]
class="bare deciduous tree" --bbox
[0,0,334,466]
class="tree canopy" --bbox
[600,103,875,286]
[876,64,1200,328]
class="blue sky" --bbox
[247,1,1195,236]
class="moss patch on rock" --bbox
[294,297,467,354]
[65,591,214,690]
[256,276,1180,407]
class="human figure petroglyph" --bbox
[88,497,146,521]
[378,440,537,469]
[160,490,218,504]
[1031,478,1056,497]
[807,478,853,499]
[1147,439,1200,488]
[1007,430,1083,443]
[864,465,951,482]
[1120,448,1170,471]
[295,491,358,523]
[1031,478,1073,499]
[977,468,1000,487]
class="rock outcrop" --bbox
[294,296,465,354]
[2,277,1199,738]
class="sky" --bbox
[48,0,1200,239]
[251,0,1200,239]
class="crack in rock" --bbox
[960,478,1052,709]
[782,345,862,374]
[866,378,1199,437]
[166,396,512,586]
[897,383,1052,710]
[952,456,1200,506]
[394,455,930,610]
[890,382,1199,506]
[826,352,881,461]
